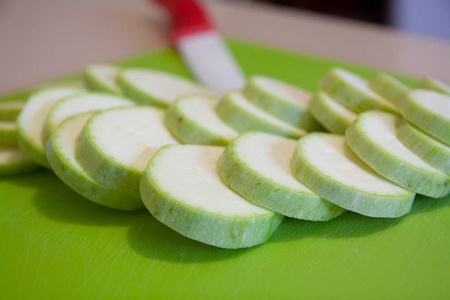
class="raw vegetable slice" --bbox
[346,111,450,198]
[0,147,40,176]
[16,87,83,168]
[243,76,323,131]
[396,120,450,175]
[44,92,135,139]
[291,133,415,218]
[369,73,410,104]
[165,95,238,145]
[0,100,26,121]
[46,113,143,211]
[216,91,306,139]
[76,106,179,197]
[0,121,17,147]
[397,90,450,145]
[419,77,450,95]
[84,64,123,95]
[218,132,346,220]
[309,91,357,134]
[140,144,283,248]
[319,68,399,114]
[118,68,211,107]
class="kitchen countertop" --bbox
[1,0,449,95]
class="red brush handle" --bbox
[153,0,215,42]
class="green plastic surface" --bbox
[1,40,449,300]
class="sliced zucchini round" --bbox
[46,112,144,211]
[0,100,26,121]
[396,120,450,175]
[0,147,40,176]
[218,132,346,220]
[44,92,135,139]
[243,76,323,131]
[346,111,450,198]
[140,144,283,248]
[118,69,211,107]
[216,91,306,139]
[319,68,399,114]
[84,64,123,95]
[165,95,237,145]
[419,77,450,96]
[76,106,179,197]
[0,121,17,147]
[309,91,357,134]
[397,89,450,145]
[291,133,415,218]
[16,87,84,168]
[369,73,410,105]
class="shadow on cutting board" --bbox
[126,213,252,264]
[268,194,450,244]
[11,171,249,263]
[11,170,139,227]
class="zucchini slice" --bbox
[243,76,323,131]
[320,68,399,114]
[140,144,283,248]
[118,69,211,107]
[397,89,450,145]
[309,91,357,134]
[419,78,450,96]
[0,147,40,176]
[216,91,306,139]
[291,133,415,218]
[396,120,450,175]
[16,87,84,168]
[75,106,179,197]
[218,132,346,220]
[46,112,143,211]
[0,100,26,121]
[44,92,135,139]
[84,64,123,95]
[165,95,237,145]
[346,111,450,198]
[0,121,17,147]
[369,73,410,105]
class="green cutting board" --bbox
[1,40,449,300]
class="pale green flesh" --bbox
[0,121,17,147]
[398,89,450,145]
[46,113,144,211]
[165,95,237,145]
[218,132,346,220]
[397,120,450,175]
[76,106,179,197]
[16,87,83,168]
[346,111,450,198]
[45,92,135,136]
[320,68,399,114]
[244,76,323,131]
[0,147,39,176]
[410,90,450,119]
[140,144,283,248]
[251,76,312,106]
[419,77,450,95]
[369,73,410,104]
[291,133,414,218]
[85,64,122,94]
[119,69,211,106]
[0,100,26,121]
[309,91,357,134]
[216,91,306,138]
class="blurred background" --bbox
[1,0,449,95]
[240,0,450,40]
